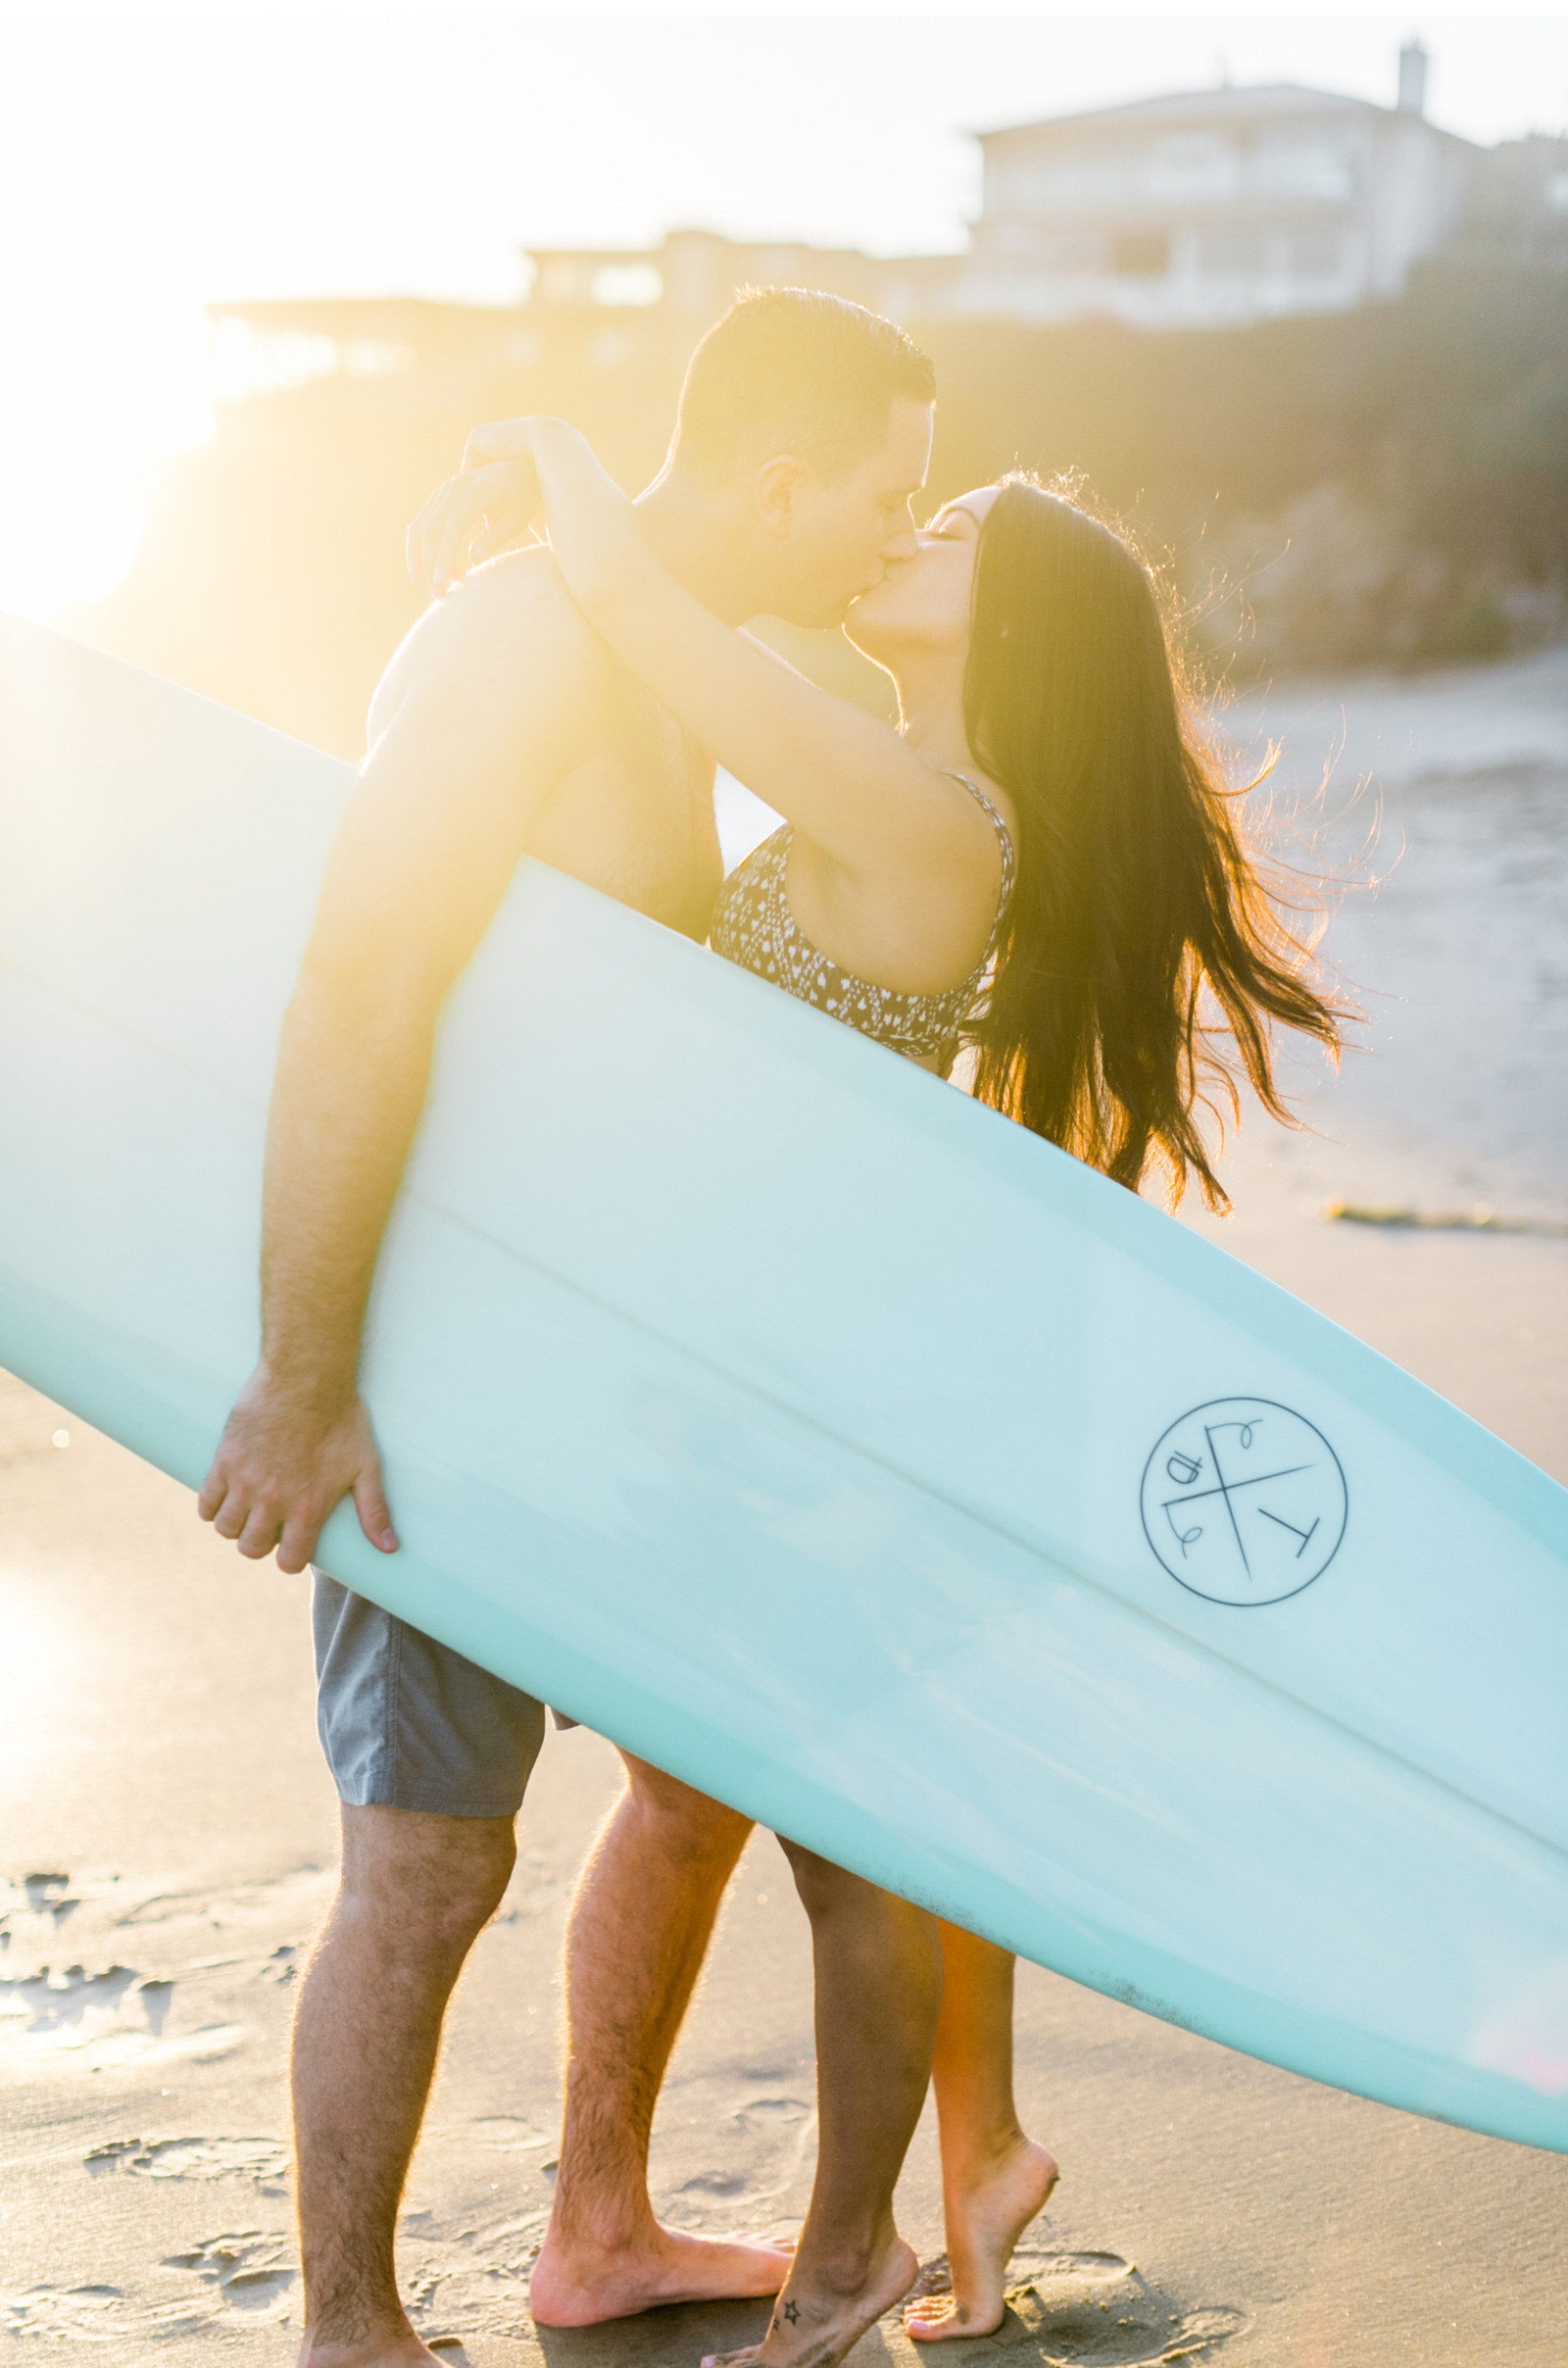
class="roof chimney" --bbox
[1397,39,1428,117]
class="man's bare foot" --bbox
[296,2315,446,2366]
[904,2138,1058,2343]
[528,2222,794,2327]
[702,2234,918,2368]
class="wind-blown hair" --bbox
[963,475,1344,1210]
[672,287,935,487]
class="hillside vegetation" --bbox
[69,262,1567,757]
[920,260,1568,677]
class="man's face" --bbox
[766,397,934,629]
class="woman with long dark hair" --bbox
[413,424,1344,2367]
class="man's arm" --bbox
[198,558,600,1575]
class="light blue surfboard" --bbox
[2,616,1565,2152]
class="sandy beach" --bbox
[3,650,1565,2364]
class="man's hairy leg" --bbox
[293,1805,514,2368]
[529,1756,793,2326]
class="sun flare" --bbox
[0,299,214,622]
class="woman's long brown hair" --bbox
[963,474,1345,1211]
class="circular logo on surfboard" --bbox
[1141,1398,1347,1605]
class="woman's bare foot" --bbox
[703,2233,918,2368]
[529,2223,794,2328]
[904,2138,1058,2343]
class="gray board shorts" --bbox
[312,1570,555,1819]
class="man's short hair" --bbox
[671,287,936,487]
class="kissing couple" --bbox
[199,288,1342,2368]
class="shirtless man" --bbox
[197,290,945,2368]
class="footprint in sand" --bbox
[387,2216,542,2343]
[468,2115,554,2153]
[113,1864,330,1930]
[86,2135,291,2188]
[1011,2254,1135,2285]
[0,1960,240,2069]
[997,2255,1248,2367]
[23,1872,81,1926]
[162,2231,298,2318]
[2,1961,141,2037]
[735,2096,812,2131]
[0,2239,298,2343]
[9,2207,523,2346]
[901,2251,1135,2315]
[0,1871,122,1948]
[0,2284,123,2339]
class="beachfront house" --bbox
[954,47,1476,326]
[521,44,1480,332]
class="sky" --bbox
[1,5,1565,617]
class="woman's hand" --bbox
[523,417,647,617]
[406,419,544,595]
[406,417,642,611]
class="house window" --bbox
[1291,229,1343,276]
[1253,137,1354,201]
[1148,133,1235,200]
[1200,230,1268,275]
[1112,232,1170,276]
[1036,230,1106,272]
[590,265,663,308]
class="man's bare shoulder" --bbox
[368,548,607,752]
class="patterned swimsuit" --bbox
[710,773,1016,1064]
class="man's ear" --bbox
[754,455,812,540]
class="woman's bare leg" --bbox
[704,1847,942,2368]
[905,1926,1057,2343]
